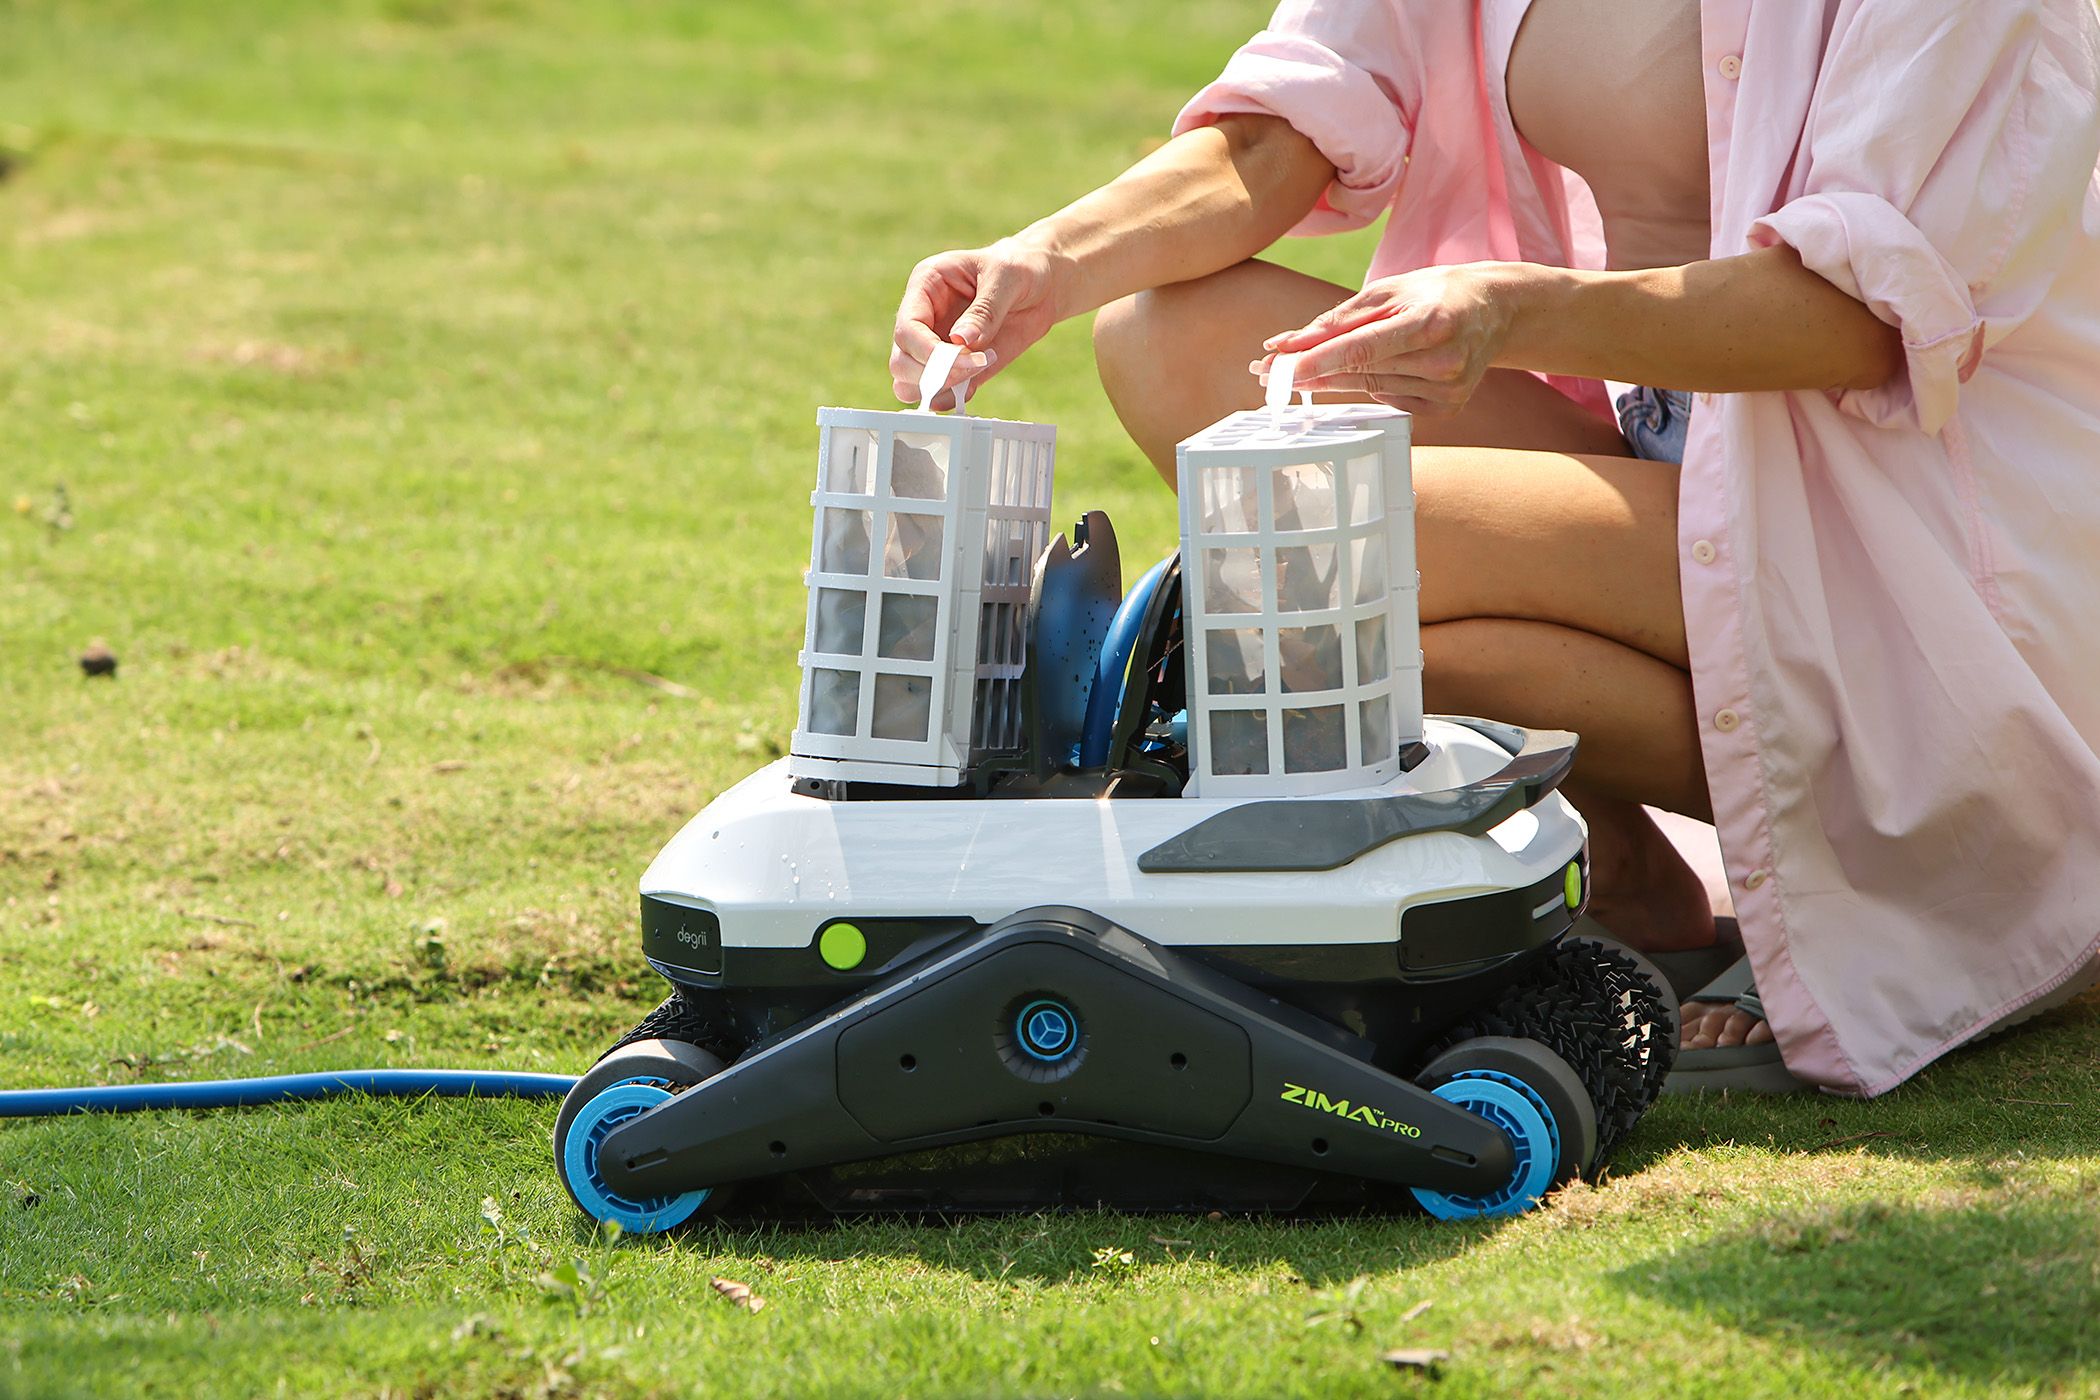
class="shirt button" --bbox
[1744,868,1769,890]
[1714,708,1741,732]
[1691,539,1717,565]
[1718,54,1743,80]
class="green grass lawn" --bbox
[3,2,2098,1395]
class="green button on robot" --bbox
[819,922,868,972]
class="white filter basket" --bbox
[790,369,1053,787]
[1176,392,1421,797]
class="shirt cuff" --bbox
[1173,33,1409,237]
[1752,191,1985,435]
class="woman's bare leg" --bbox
[1408,450,1715,954]
[1095,257,1727,964]
[1414,447,1690,669]
[1424,618,1715,953]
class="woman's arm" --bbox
[1507,245,1905,393]
[1016,114,1335,322]
[891,115,1333,406]
[1263,246,1904,411]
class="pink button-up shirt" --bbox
[1178,0,2100,1095]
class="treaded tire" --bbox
[603,992,740,1064]
[1563,933,1682,1078]
[1417,940,1677,1169]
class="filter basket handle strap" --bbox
[1264,351,1314,415]
[917,340,972,416]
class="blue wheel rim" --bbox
[561,1077,710,1234]
[1408,1071,1562,1220]
[1014,998,1080,1063]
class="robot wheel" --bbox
[1419,938,1679,1171]
[553,1022,726,1235]
[1406,1035,1597,1219]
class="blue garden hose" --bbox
[0,1069,577,1118]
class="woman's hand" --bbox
[1252,263,1535,416]
[888,116,1331,412]
[890,239,1062,410]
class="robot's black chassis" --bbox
[555,907,1676,1221]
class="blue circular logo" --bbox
[1016,999,1078,1062]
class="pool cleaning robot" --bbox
[553,352,1676,1230]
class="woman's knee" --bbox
[1093,280,1233,470]
[1419,618,1513,717]
[1095,260,1353,473]
[1093,261,1307,394]
[1090,287,1172,412]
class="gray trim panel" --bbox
[1135,719,1577,874]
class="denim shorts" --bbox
[1616,385,1694,465]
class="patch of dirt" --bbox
[472,656,698,701]
[191,340,359,377]
[1487,1315,1603,1353]
[12,205,121,247]
[528,757,709,834]
[1539,1150,1881,1231]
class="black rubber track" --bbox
[1417,941,1677,1168]
[602,993,742,1065]
[1565,937,1679,1109]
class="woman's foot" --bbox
[1680,1000,1776,1049]
[1663,956,1799,1093]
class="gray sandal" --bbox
[1662,955,1806,1094]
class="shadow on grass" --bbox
[581,1139,1500,1284]
[1617,1196,2100,1385]
[586,1135,1499,1283]
[1611,996,2100,1177]
[686,1208,1495,1289]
